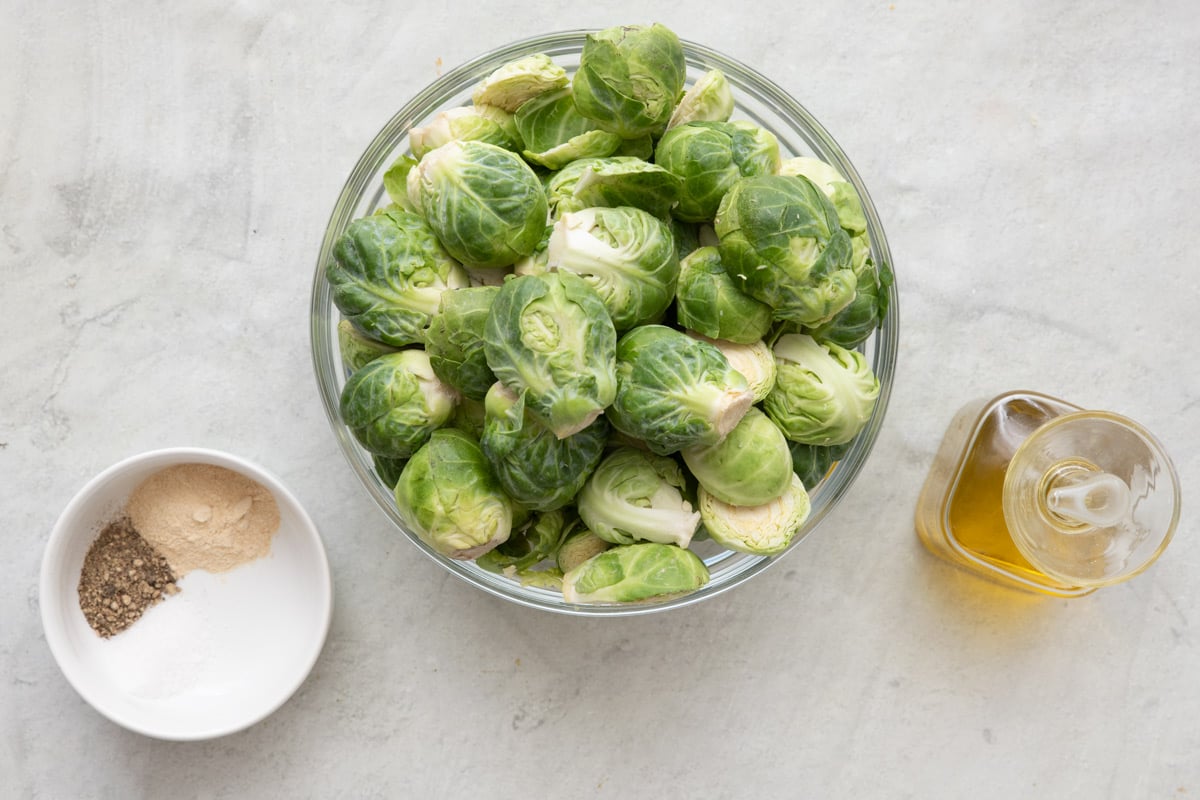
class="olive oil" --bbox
[915,392,1090,596]
[916,391,1180,597]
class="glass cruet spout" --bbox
[1044,470,1132,529]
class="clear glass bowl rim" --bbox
[309,29,899,616]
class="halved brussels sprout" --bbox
[675,246,773,344]
[480,382,609,511]
[471,53,569,113]
[654,121,780,222]
[715,175,856,327]
[326,206,469,347]
[699,473,811,556]
[339,350,458,459]
[608,325,754,455]
[412,140,548,268]
[394,429,513,560]
[547,206,679,330]
[483,271,617,438]
[577,447,701,548]
[561,542,709,603]
[571,23,686,139]
[763,333,879,446]
[425,286,499,401]
[410,105,521,160]
[514,88,622,169]
[667,69,734,130]
[681,407,792,507]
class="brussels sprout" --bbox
[572,23,686,139]
[413,140,549,267]
[789,440,850,489]
[394,429,513,559]
[326,206,469,347]
[715,175,856,327]
[480,382,609,511]
[681,407,792,506]
[674,246,773,344]
[544,157,682,219]
[667,69,735,130]
[425,286,499,401]
[339,350,458,458]
[778,156,867,235]
[685,332,776,402]
[607,325,754,455]
[805,259,892,349]
[547,206,679,330]
[409,105,521,160]
[337,318,398,373]
[372,454,407,490]
[561,542,709,603]
[477,508,572,575]
[514,88,622,170]
[763,333,879,446]
[383,155,419,212]
[654,121,780,222]
[555,527,611,573]
[483,271,618,438]
[472,53,570,113]
[577,447,701,548]
[699,473,811,556]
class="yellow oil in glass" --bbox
[914,391,1095,597]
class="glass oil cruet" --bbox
[915,391,1181,597]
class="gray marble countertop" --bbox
[4,2,1198,797]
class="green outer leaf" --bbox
[479,382,609,511]
[666,69,734,129]
[394,429,513,559]
[325,207,468,346]
[607,324,753,455]
[425,285,500,401]
[562,542,709,603]
[571,24,686,139]
[472,53,569,113]
[336,318,398,373]
[338,350,457,458]
[674,246,773,343]
[417,141,549,268]
[515,89,621,166]
[788,440,851,489]
[571,158,682,218]
[483,271,617,438]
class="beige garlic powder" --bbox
[127,463,281,576]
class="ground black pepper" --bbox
[77,516,179,638]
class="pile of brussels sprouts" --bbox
[326,23,891,605]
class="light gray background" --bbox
[4,1,1198,797]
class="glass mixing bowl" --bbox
[310,30,898,616]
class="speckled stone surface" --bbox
[3,2,1198,797]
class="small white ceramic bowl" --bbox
[40,447,333,741]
